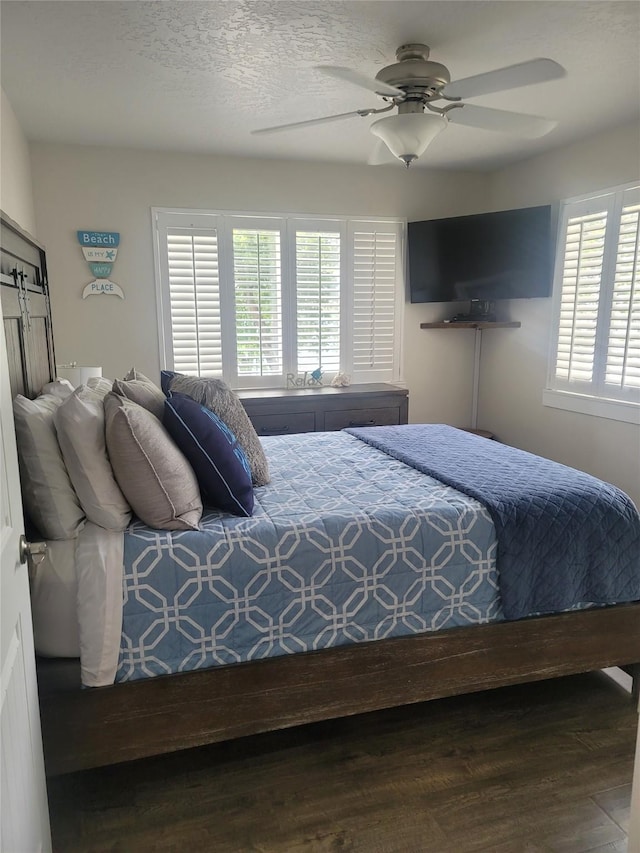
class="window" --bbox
[153,209,404,389]
[544,183,640,423]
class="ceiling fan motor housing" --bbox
[375,43,451,99]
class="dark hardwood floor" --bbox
[47,672,637,852]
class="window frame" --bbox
[544,182,640,425]
[152,207,405,390]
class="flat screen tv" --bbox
[408,205,553,307]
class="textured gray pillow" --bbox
[104,393,202,531]
[168,375,270,485]
[55,385,132,531]
[112,368,165,420]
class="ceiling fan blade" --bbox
[444,58,565,100]
[448,104,557,138]
[315,65,404,98]
[251,110,364,135]
[368,139,398,166]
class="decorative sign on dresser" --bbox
[237,384,409,436]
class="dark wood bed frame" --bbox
[3,209,639,779]
[37,603,640,776]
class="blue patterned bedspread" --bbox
[347,424,640,620]
[117,431,502,682]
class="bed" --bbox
[34,423,640,776]
[4,212,639,779]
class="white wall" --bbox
[30,142,490,426]
[483,122,640,504]
[0,89,36,234]
[29,124,640,504]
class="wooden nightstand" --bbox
[463,428,496,440]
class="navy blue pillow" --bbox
[160,370,178,396]
[163,392,254,517]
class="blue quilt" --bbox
[347,424,640,619]
[117,431,502,682]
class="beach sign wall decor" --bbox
[77,231,124,298]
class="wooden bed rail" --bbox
[37,602,640,776]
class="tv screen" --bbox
[408,205,553,303]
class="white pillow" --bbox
[41,378,75,400]
[55,385,132,531]
[13,393,85,540]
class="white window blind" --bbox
[554,209,608,385]
[166,228,222,377]
[154,209,404,390]
[232,229,283,377]
[350,223,403,383]
[605,191,640,392]
[546,183,640,419]
[295,231,341,373]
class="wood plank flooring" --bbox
[47,672,637,852]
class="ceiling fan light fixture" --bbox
[369,113,447,167]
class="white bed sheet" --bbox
[30,537,80,658]
[30,521,124,687]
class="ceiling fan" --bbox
[252,44,566,167]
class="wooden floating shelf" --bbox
[420,321,521,330]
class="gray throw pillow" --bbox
[112,368,165,420]
[168,375,270,485]
[104,393,202,531]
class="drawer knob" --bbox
[348,419,376,427]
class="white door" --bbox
[0,306,51,852]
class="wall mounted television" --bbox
[408,205,554,314]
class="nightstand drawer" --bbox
[323,406,400,431]
[250,411,316,436]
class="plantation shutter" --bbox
[554,207,608,385]
[166,227,222,376]
[232,228,283,378]
[349,222,403,383]
[295,230,341,373]
[155,210,404,389]
[604,190,640,394]
[548,183,640,411]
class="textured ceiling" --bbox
[1,0,639,170]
